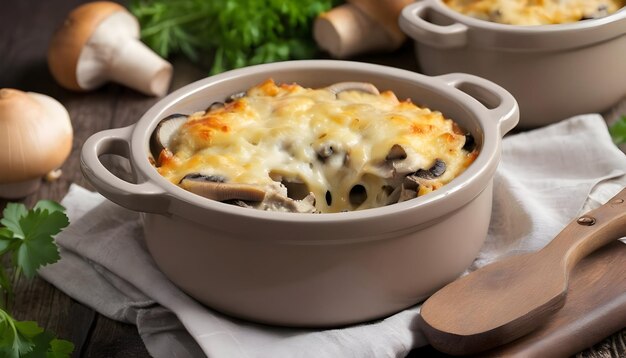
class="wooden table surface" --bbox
[1,1,624,357]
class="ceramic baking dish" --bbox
[80,60,518,327]
[399,0,626,128]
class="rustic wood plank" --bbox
[0,1,151,356]
[1,0,101,356]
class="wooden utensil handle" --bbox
[544,187,626,272]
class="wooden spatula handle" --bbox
[544,187,626,272]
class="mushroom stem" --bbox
[314,3,390,59]
[0,179,41,199]
[314,0,412,58]
[107,39,172,97]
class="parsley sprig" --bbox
[130,0,342,74]
[0,201,73,358]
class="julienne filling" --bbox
[443,0,625,25]
[151,79,478,213]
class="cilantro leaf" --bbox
[609,115,626,145]
[22,331,53,358]
[0,309,36,358]
[0,309,15,347]
[0,310,74,358]
[33,201,66,215]
[0,200,73,357]
[0,227,12,239]
[11,334,35,357]
[14,320,44,339]
[0,228,15,254]
[47,338,74,358]
[14,209,68,278]
[1,203,28,239]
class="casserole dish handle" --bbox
[399,1,468,49]
[81,125,170,214]
[437,73,519,136]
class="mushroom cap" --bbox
[48,1,129,91]
[0,89,73,183]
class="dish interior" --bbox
[442,0,625,25]
[150,78,480,214]
[135,65,492,220]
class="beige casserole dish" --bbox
[399,0,626,128]
[80,60,518,327]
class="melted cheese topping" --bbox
[156,79,478,213]
[444,0,624,25]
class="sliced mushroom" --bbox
[398,189,417,203]
[429,159,447,177]
[378,185,399,205]
[206,101,225,113]
[375,144,410,179]
[385,144,407,161]
[224,200,253,209]
[179,173,317,213]
[583,4,609,19]
[269,174,311,201]
[314,142,347,168]
[181,173,226,183]
[463,133,476,152]
[384,186,401,205]
[325,82,380,97]
[179,174,266,202]
[414,159,446,179]
[398,176,419,203]
[316,144,335,162]
[226,91,246,103]
[259,192,317,213]
[151,113,187,159]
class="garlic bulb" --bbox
[0,89,73,198]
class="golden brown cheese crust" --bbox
[444,0,624,25]
[156,79,478,213]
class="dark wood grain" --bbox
[0,1,624,357]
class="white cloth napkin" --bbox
[39,114,626,358]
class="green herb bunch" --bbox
[130,0,342,74]
[0,201,73,358]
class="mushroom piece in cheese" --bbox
[152,79,479,213]
[443,0,625,25]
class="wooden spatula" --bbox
[419,187,626,356]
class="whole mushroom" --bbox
[48,1,172,97]
[314,0,414,58]
[0,89,73,199]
